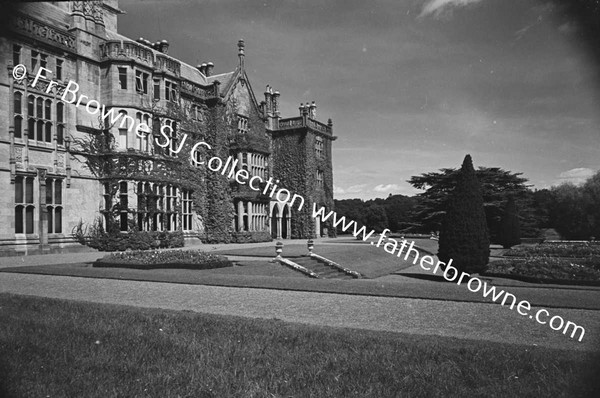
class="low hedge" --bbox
[94,249,232,270]
[85,231,185,252]
[231,231,272,243]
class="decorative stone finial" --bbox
[238,39,245,68]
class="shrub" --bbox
[486,256,600,282]
[499,196,521,249]
[94,249,232,270]
[505,243,600,258]
[438,155,490,273]
[72,218,185,251]
[230,231,272,243]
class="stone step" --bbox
[286,256,357,279]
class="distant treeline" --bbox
[334,168,600,242]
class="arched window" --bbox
[14,92,21,114]
[44,99,52,120]
[28,118,35,138]
[36,97,43,118]
[45,122,52,143]
[27,95,34,115]
[56,102,64,123]
[46,178,63,233]
[37,120,44,141]
[15,176,35,234]
[14,116,22,139]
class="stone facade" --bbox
[0,1,335,255]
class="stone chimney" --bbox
[158,39,169,54]
[265,85,273,115]
[198,63,207,75]
[206,62,214,77]
[272,90,280,116]
[238,39,245,68]
[308,101,316,119]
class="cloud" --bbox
[555,167,595,185]
[334,184,367,195]
[373,184,403,193]
[418,0,485,19]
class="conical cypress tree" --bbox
[438,155,490,273]
[499,196,521,249]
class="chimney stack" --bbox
[206,62,214,77]
[238,39,245,68]
[308,101,316,118]
[265,85,273,115]
[272,90,280,116]
[199,63,207,75]
[158,39,169,54]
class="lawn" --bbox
[212,238,436,278]
[0,293,598,397]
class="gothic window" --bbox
[31,50,38,72]
[13,44,21,66]
[248,153,267,179]
[165,120,178,157]
[56,59,63,80]
[153,79,160,100]
[13,92,22,139]
[165,81,177,102]
[191,104,203,121]
[46,178,63,234]
[316,170,324,188]
[118,67,128,90]
[119,181,128,231]
[182,190,192,231]
[118,111,128,150]
[135,112,149,152]
[237,115,248,134]
[31,51,48,77]
[165,185,178,231]
[242,152,248,171]
[27,94,53,144]
[135,70,149,94]
[56,102,64,145]
[315,136,324,159]
[15,176,35,234]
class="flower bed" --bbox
[484,256,600,284]
[94,249,232,270]
[504,243,600,258]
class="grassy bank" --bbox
[0,293,597,397]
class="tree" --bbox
[408,166,536,240]
[438,155,490,274]
[582,170,600,239]
[547,183,590,240]
[364,204,388,232]
[499,196,521,249]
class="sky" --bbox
[118,0,600,200]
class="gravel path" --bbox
[1,273,597,352]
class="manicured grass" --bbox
[0,294,598,397]
[95,249,232,270]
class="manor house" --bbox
[0,0,335,254]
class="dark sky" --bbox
[119,0,600,199]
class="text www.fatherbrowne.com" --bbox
[312,204,586,342]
